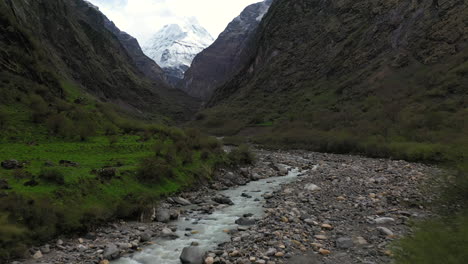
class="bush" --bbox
[39,168,65,185]
[228,144,256,166]
[0,213,26,260]
[136,157,173,183]
[46,113,74,138]
[394,213,468,264]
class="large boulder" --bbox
[155,208,171,223]
[1,160,20,170]
[103,244,119,260]
[212,196,234,205]
[180,246,204,264]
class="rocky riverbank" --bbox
[14,149,437,264]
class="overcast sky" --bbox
[88,0,261,45]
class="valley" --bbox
[0,0,467,263]
[15,148,437,264]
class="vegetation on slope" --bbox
[192,0,467,262]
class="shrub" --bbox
[393,213,468,264]
[136,157,173,183]
[228,144,256,166]
[0,213,26,260]
[46,113,74,138]
[39,168,65,185]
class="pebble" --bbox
[319,248,331,255]
[377,227,394,237]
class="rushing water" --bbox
[113,167,302,264]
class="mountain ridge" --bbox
[143,17,214,86]
[180,0,273,100]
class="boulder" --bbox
[140,232,152,242]
[1,160,20,170]
[180,246,204,264]
[235,217,256,226]
[173,197,192,206]
[336,237,354,249]
[156,209,171,223]
[161,227,179,239]
[272,164,288,176]
[103,244,119,260]
[212,196,234,205]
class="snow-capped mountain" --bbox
[180,0,273,99]
[143,17,214,85]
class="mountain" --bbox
[143,18,214,86]
[180,0,273,100]
[197,0,468,160]
[101,14,168,84]
[0,0,198,129]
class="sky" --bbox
[88,0,261,45]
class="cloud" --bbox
[88,0,262,44]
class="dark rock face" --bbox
[102,18,168,84]
[179,0,273,100]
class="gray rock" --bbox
[156,209,171,223]
[161,227,179,239]
[103,244,119,260]
[336,237,354,249]
[180,246,204,264]
[266,248,277,256]
[1,159,20,169]
[212,196,234,205]
[304,183,321,192]
[173,197,192,206]
[377,226,394,237]
[140,232,152,242]
[374,217,395,224]
[40,244,50,254]
[235,217,256,226]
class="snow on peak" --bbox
[142,17,214,81]
[256,0,272,21]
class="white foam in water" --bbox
[113,167,302,264]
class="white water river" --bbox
[113,167,302,264]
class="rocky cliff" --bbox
[180,0,273,100]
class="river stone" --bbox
[180,246,204,264]
[156,209,171,223]
[161,227,179,239]
[377,227,394,236]
[32,250,43,259]
[336,237,354,249]
[40,244,50,254]
[173,197,192,206]
[235,217,256,226]
[140,232,152,242]
[212,196,234,205]
[375,217,396,224]
[304,183,321,192]
[103,244,119,260]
